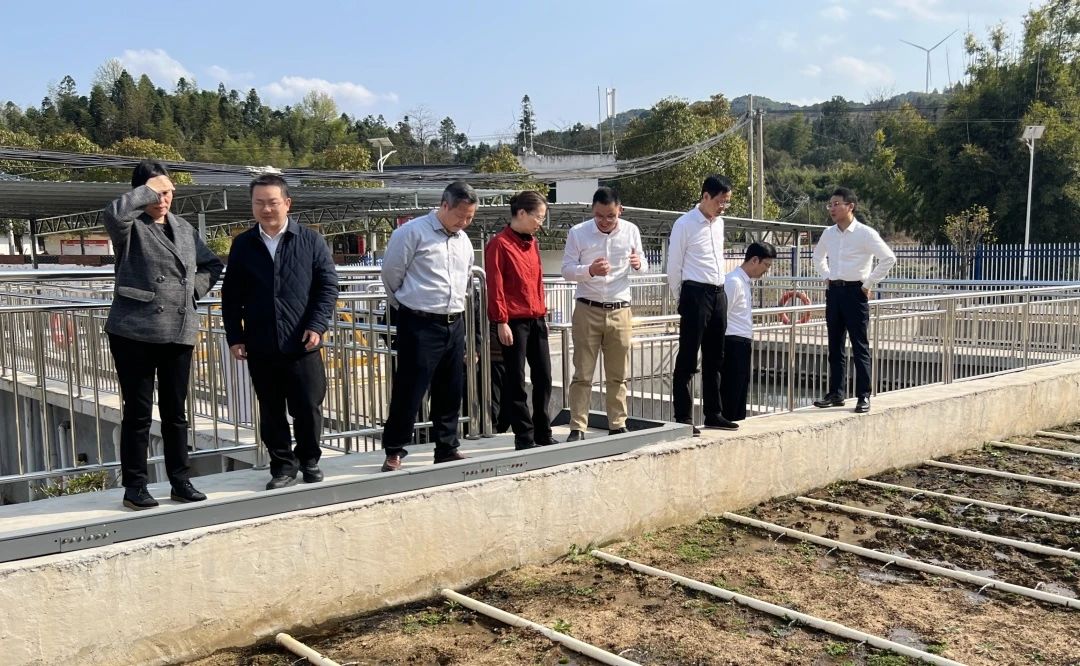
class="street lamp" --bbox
[366,137,396,173]
[1021,124,1045,281]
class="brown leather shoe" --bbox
[381,454,402,472]
[433,450,467,464]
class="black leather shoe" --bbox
[514,436,536,451]
[434,450,467,464]
[677,421,701,437]
[566,430,585,442]
[300,463,324,483]
[170,480,206,503]
[535,436,560,446]
[855,397,871,413]
[703,417,739,431]
[813,394,845,408]
[123,486,159,510]
[265,475,297,490]
[381,454,402,472]
[608,427,628,436]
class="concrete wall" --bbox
[3,361,1080,665]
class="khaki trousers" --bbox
[568,304,632,430]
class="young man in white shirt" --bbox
[812,187,896,414]
[667,175,739,435]
[719,242,777,422]
[561,187,648,441]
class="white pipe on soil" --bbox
[721,512,1080,609]
[857,479,1080,524]
[796,497,1079,560]
[925,460,1080,490]
[1035,430,1080,442]
[988,440,1080,459]
[591,550,967,666]
[440,589,641,666]
[275,633,341,666]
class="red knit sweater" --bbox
[485,225,547,322]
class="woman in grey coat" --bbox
[103,160,224,510]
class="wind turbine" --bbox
[900,30,957,93]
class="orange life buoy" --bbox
[778,291,812,324]
[49,313,75,348]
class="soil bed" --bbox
[190,425,1080,666]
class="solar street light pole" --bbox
[1021,125,1045,281]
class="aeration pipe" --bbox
[591,550,967,666]
[1035,430,1080,442]
[796,497,1079,560]
[721,512,1080,609]
[440,589,641,666]
[988,440,1080,460]
[926,461,1080,490]
[275,633,341,666]
[857,479,1080,524]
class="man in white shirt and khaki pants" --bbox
[719,242,777,422]
[812,187,896,413]
[561,187,648,441]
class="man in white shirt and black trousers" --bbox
[668,175,740,435]
[719,241,777,422]
[379,182,478,471]
[812,187,896,414]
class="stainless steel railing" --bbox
[3,268,1079,501]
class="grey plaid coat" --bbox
[102,185,224,346]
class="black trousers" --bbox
[382,309,465,458]
[247,350,327,478]
[108,334,193,488]
[719,336,752,421]
[499,317,553,443]
[672,281,728,423]
[825,284,871,399]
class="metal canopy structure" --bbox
[213,202,823,245]
[0,180,515,231]
[33,189,230,237]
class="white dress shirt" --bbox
[561,218,647,304]
[812,220,896,289]
[259,224,285,262]
[724,266,753,339]
[666,205,725,300]
[381,211,474,314]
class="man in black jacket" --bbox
[222,174,339,489]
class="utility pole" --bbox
[756,108,765,219]
[597,87,604,155]
[1021,125,1045,281]
[747,95,755,219]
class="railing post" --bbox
[1021,292,1032,369]
[943,298,956,384]
[786,313,797,412]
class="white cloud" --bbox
[117,49,195,86]
[820,4,850,21]
[800,64,823,77]
[778,30,798,52]
[830,56,894,86]
[261,76,398,112]
[815,34,840,50]
[868,7,897,20]
[206,65,254,87]
[887,0,957,22]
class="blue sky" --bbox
[0,0,1034,142]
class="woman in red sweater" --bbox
[485,191,558,450]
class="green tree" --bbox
[474,144,547,194]
[944,204,995,279]
[107,137,193,184]
[617,95,750,213]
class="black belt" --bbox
[828,280,863,287]
[576,298,630,310]
[402,307,462,324]
[682,280,723,293]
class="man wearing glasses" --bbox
[561,187,648,441]
[668,175,739,435]
[812,187,896,414]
